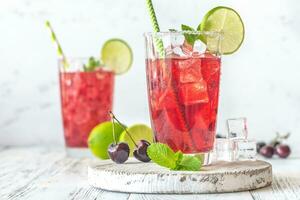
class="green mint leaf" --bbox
[147,143,178,169]
[84,56,102,72]
[169,29,177,32]
[196,23,206,44]
[181,24,197,46]
[194,154,204,164]
[196,23,201,31]
[175,155,202,171]
[174,151,183,168]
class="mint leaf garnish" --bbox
[147,143,178,169]
[169,29,177,32]
[174,151,183,166]
[147,143,203,171]
[181,24,198,46]
[175,155,202,171]
[196,23,201,31]
[84,56,101,72]
[196,23,206,44]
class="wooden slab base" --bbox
[88,159,272,194]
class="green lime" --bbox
[88,121,124,159]
[200,6,245,55]
[119,124,154,156]
[101,39,133,75]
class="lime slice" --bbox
[200,6,245,55]
[119,124,154,156]
[88,121,124,159]
[101,39,133,74]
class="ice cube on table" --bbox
[234,139,257,161]
[227,117,248,140]
[213,138,235,162]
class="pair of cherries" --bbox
[107,112,151,164]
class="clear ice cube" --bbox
[213,138,235,162]
[166,45,192,58]
[227,117,248,139]
[165,46,184,57]
[178,82,209,105]
[234,139,257,161]
[178,64,203,83]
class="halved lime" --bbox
[118,124,154,156]
[101,39,133,74]
[88,121,124,159]
[200,6,245,55]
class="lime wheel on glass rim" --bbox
[199,6,245,55]
[101,39,133,74]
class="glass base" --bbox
[191,151,213,166]
[65,147,93,158]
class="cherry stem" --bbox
[110,114,116,144]
[271,132,290,145]
[109,111,137,147]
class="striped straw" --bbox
[45,20,69,69]
[146,0,165,57]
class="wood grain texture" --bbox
[250,173,300,200]
[0,147,66,199]
[128,192,254,200]
[88,159,272,194]
[0,147,299,200]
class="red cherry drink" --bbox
[59,68,114,147]
[146,54,221,153]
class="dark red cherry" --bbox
[216,134,225,139]
[275,144,291,158]
[259,145,274,158]
[133,140,151,162]
[256,141,266,153]
[108,142,129,164]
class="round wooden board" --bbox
[88,159,272,194]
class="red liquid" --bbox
[59,69,114,147]
[146,54,221,153]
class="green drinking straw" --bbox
[45,20,69,69]
[145,0,196,150]
[146,0,165,57]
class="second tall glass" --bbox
[144,31,221,162]
[59,58,114,155]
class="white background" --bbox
[0,0,299,154]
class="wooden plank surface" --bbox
[0,146,299,200]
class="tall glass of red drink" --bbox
[59,58,114,156]
[144,31,221,164]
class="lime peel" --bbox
[87,121,124,159]
[200,6,245,55]
[118,124,154,156]
[101,38,133,75]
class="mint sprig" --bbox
[147,143,202,171]
[147,143,178,169]
[181,24,206,47]
[181,24,198,46]
[174,155,202,171]
[83,56,101,72]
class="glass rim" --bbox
[143,30,222,37]
[57,57,101,61]
[57,57,114,73]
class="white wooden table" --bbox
[0,146,299,200]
